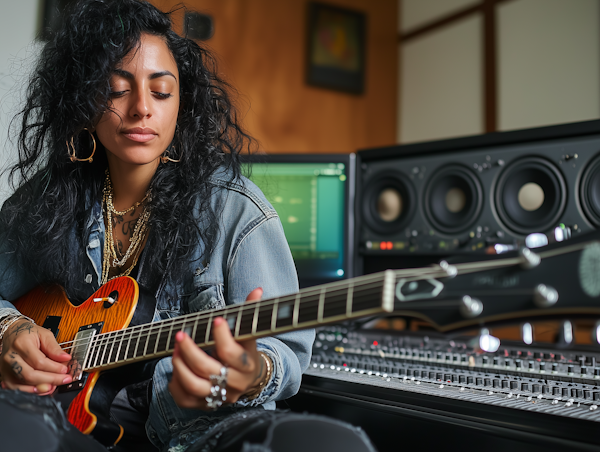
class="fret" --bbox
[346,282,354,317]
[323,288,348,320]
[234,306,243,337]
[151,323,163,355]
[137,325,150,359]
[272,299,291,330]
[113,331,125,363]
[257,302,275,332]
[292,293,301,327]
[252,298,262,335]
[142,325,151,357]
[192,318,208,345]
[205,312,214,343]
[165,322,175,352]
[297,293,320,325]
[237,304,256,337]
[129,327,142,360]
[317,288,326,323]
[99,332,113,366]
[191,317,199,345]
[270,300,278,331]
[123,328,134,361]
[224,309,236,332]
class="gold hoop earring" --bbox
[161,147,180,164]
[67,128,96,163]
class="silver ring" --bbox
[205,366,228,410]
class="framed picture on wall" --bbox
[306,2,366,94]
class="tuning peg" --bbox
[520,248,541,269]
[522,322,533,345]
[460,295,483,318]
[438,260,457,278]
[533,284,558,308]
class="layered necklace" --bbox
[101,170,151,285]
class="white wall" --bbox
[401,0,479,32]
[498,0,600,131]
[400,14,483,144]
[0,0,41,204]
[398,0,600,144]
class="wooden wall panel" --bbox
[151,0,398,153]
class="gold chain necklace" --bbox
[101,170,151,285]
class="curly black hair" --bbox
[1,0,252,298]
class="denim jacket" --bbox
[0,171,314,451]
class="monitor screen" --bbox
[242,154,355,288]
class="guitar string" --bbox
[56,253,524,355]
[57,251,549,368]
[79,275,386,354]
[57,255,524,355]
[56,269,393,350]
[76,276,390,368]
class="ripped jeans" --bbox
[0,390,377,452]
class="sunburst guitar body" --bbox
[14,277,141,446]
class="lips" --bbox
[122,127,157,143]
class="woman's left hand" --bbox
[169,288,269,410]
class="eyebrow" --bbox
[113,69,177,81]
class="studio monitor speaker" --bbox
[356,120,600,274]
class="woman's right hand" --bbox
[0,318,72,395]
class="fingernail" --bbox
[61,367,68,374]
[214,317,224,326]
[176,331,185,341]
[63,376,72,384]
[33,387,38,393]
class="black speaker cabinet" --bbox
[356,120,600,275]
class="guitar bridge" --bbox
[58,321,103,393]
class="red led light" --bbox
[373,341,379,346]
[343,363,347,367]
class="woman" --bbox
[0,1,375,451]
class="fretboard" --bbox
[82,270,396,372]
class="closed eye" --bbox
[153,92,173,99]
[110,90,127,98]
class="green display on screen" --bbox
[247,162,346,281]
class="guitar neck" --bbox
[83,270,397,372]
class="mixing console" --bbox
[290,325,600,450]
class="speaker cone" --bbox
[362,171,416,234]
[579,154,600,227]
[424,165,482,235]
[495,157,566,235]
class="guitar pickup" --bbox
[58,322,104,393]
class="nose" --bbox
[130,88,151,119]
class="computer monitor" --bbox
[242,154,355,288]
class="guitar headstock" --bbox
[388,229,600,339]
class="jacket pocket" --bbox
[186,283,225,313]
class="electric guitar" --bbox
[13,230,600,446]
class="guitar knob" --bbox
[533,284,559,308]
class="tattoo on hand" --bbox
[10,322,33,337]
[240,352,249,368]
[11,361,23,380]
[8,351,18,359]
